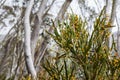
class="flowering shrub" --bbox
[43,9,120,80]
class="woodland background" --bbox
[0,0,120,80]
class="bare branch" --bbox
[24,0,36,79]
[31,0,48,61]
[109,0,118,24]
[35,0,73,70]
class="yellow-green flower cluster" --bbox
[110,58,120,68]
[113,58,119,67]
[69,15,79,29]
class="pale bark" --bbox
[109,0,118,48]
[105,0,112,48]
[116,15,120,55]
[55,0,72,21]
[110,0,118,50]
[105,0,112,20]
[31,0,48,61]
[24,0,36,79]
[105,0,118,48]
[35,0,73,69]
[109,0,117,24]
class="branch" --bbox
[31,0,48,60]
[109,0,118,24]
[24,0,36,79]
[35,0,72,70]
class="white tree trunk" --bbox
[109,0,118,48]
[35,0,73,70]
[31,0,48,61]
[116,15,120,55]
[109,0,118,24]
[105,0,118,48]
[55,0,72,21]
[105,0,112,21]
[24,0,37,79]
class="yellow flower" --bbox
[69,44,73,47]
[114,59,118,63]
[86,54,88,57]
[104,22,114,28]
[71,76,76,80]
[26,75,31,80]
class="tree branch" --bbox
[35,0,73,70]
[24,0,36,79]
[31,0,48,61]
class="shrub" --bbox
[43,8,120,80]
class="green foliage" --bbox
[42,59,75,80]
[43,8,120,80]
